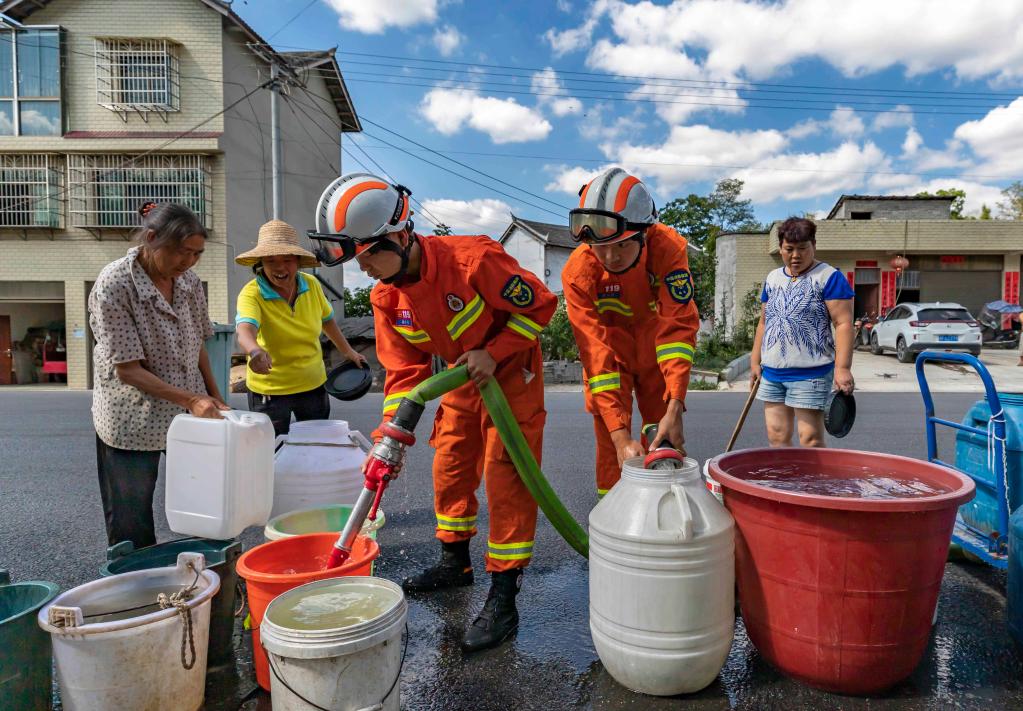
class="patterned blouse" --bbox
[89,246,214,451]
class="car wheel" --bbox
[870,332,883,355]
[896,337,915,363]
[969,348,981,357]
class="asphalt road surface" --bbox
[1,390,1019,710]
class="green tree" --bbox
[658,178,762,315]
[980,204,992,220]
[997,181,1023,220]
[433,223,453,236]
[539,295,578,361]
[915,188,967,219]
[342,286,373,318]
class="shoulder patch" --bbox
[664,269,694,304]
[446,293,465,312]
[501,275,535,308]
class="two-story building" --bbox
[715,195,1023,329]
[0,0,360,388]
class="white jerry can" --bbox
[271,419,371,518]
[166,410,275,539]
[588,456,735,696]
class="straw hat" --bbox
[234,219,319,267]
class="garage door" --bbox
[919,271,1002,316]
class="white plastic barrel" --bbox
[260,576,407,711]
[37,553,220,711]
[271,419,370,518]
[166,409,275,539]
[589,457,735,696]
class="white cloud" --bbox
[547,1,1023,86]
[828,106,865,138]
[325,0,439,34]
[610,124,788,190]
[432,25,464,56]
[545,165,612,195]
[953,96,1023,176]
[420,88,553,143]
[556,0,573,11]
[531,67,583,117]
[902,128,923,156]
[872,105,915,131]
[733,142,891,203]
[418,198,514,236]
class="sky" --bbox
[236,0,1023,287]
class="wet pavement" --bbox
[1,390,1020,710]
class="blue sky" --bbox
[238,0,1023,284]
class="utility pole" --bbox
[270,62,283,220]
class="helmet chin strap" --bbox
[379,227,417,285]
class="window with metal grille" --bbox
[95,38,180,119]
[0,154,64,228]
[67,154,210,229]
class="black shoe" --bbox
[402,541,474,593]
[461,569,522,653]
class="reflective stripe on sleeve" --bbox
[595,298,633,317]
[655,342,695,364]
[393,325,430,344]
[587,372,621,394]
[506,313,543,340]
[382,390,411,413]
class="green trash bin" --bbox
[0,569,60,711]
[100,538,242,666]
[205,323,236,401]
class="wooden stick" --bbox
[725,376,761,453]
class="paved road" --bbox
[1,390,1019,710]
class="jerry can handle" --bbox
[670,483,694,541]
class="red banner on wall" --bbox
[881,271,897,313]
[1006,271,1021,305]
[846,271,855,287]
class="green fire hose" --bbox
[406,365,589,558]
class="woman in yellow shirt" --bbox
[235,220,366,435]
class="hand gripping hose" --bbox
[326,365,588,569]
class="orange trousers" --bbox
[429,348,545,572]
[590,365,667,496]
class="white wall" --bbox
[545,247,573,294]
[502,227,545,285]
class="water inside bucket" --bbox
[267,582,397,631]
[741,465,951,499]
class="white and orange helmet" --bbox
[308,172,413,265]
[570,167,656,245]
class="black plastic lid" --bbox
[824,390,856,438]
[325,361,373,401]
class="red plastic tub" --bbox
[236,532,379,691]
[709,448,974,695]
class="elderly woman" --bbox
[90,202,228,548]
[235,219,366,436]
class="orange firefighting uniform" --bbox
[371,234,557,572]
[562,223,700,495]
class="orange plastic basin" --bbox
[236,532,379,690]
[710,448,974,695]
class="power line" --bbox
[327,60,1006,107]
[267,0,320,41]
[285,91,568,218]
[338,76,1000,118]
[332,49,1022,99]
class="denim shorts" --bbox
[756,373,832,411]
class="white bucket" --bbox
[260,576,407,711]
[37,553,220,711]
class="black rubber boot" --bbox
[402,541,474,593]
[461,569,522,653]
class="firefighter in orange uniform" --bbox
[309,173,556,652]
[561,168,700,495]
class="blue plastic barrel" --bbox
[1010,506,1023,649]
[954,393,1023,536]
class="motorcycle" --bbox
[978,300,1022,349]
[854,313,879,349]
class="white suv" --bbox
[870,302,982,363]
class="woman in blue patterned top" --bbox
[750,217,855,447]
